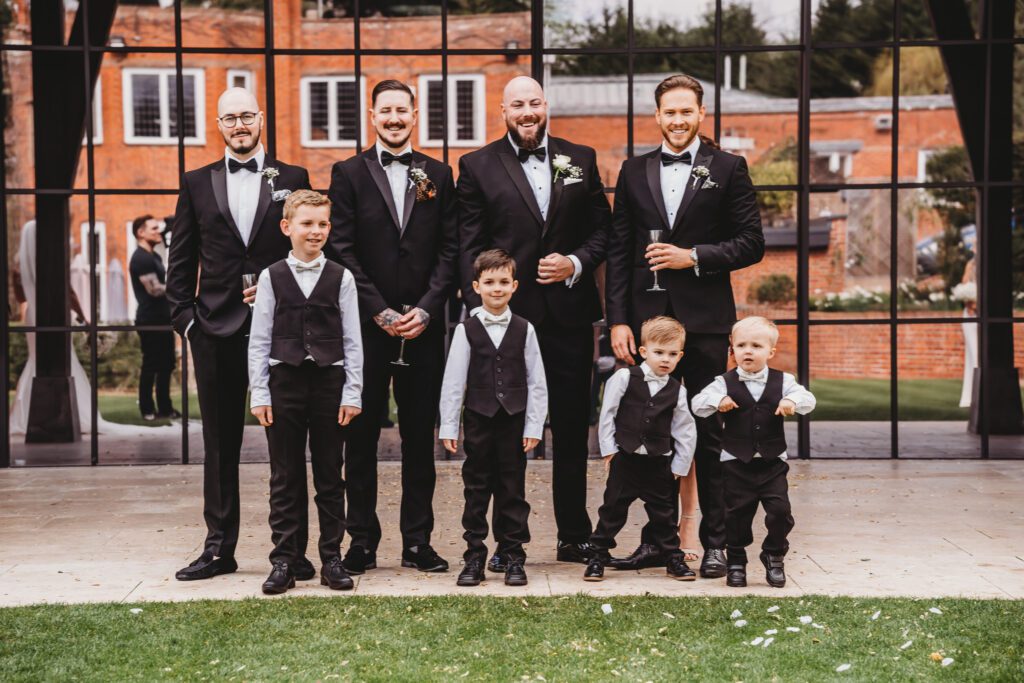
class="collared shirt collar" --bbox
[224,144,265,171]
[507,132,549,159]
[376,140,413,167]
[737,366,769,383]
[286,251,325,269]
[660,134,701,163]
[640,361,669,384]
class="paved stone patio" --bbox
[1,459,1022,606]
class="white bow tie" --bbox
[737,368,768,383]
[294,261,322,272]
[643,370,666,383]
[481,311,510,327]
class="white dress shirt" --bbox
[598,362,697,478]
[225,144,266,246]
[690,367,816,461]
[376,140,412,229]
[659,135,702,228]
[438,306,548,441]
[248,252,364,409]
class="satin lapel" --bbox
[363,152,402,230]
[498,148,544,228]
[645,154,671,230]
[210,162,244,245]
[247,159,273,247]
[400,158,424,235]
[543,140,563,238]
[670,146,714,239]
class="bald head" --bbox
[217,87,263,159]
[218,87,260,118]
[502,76,544,106]
[501,76,548,151]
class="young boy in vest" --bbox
[584,316,698,582]
[439,249,548,587]
[248,190,364,595]
[691,316,815,588]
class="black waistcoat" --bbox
[614,366,681,455]
[721,368,786,462]
[268,259,346,367]
[463,313,529,417]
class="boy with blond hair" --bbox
[691,316,815,588]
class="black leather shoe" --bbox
[457,559,486,586]
[760,551,786,588]
[293,556,316,581]
[342,546,377,575]
[700,548,727,578]
[175,553,238,581]
[726,564,747,587]
[666,554,697,581]
[608,544,666,570]
[487,553,507,573]
[505,559,528,586]
[556,541,594,564]
[261,562,295,595]
[401,545,450,572]
[583,556,606,582]
[321,557,355,591]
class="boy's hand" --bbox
[523,437,540,453]
[442,439,459,454]
[242,283,258,304]
[610,324,637,365]
[775,398,796,416]
[338,405,362,426]
[603,453,615,471]
[252,405,273,427]
[718,396,739,412]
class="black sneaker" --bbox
[293,556,316,581]
[342,546,377,575]
[321,557,355,591]
[555,541,594,564]
[505,559,528,586]
[583,557,606,582]
[726,564,747,587]
[666,554,697,581]
[401,545,450,572]
[457,558,486,586]
[487,553,507,573]
[760,551,786,588]
[261,561,295,595]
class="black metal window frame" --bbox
[1,0,1022,466]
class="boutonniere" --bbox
[261,166,280,189]
[409,167,437,203]
[552,154,583,184]
[691,165,717,190]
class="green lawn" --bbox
[1,596,1020,681]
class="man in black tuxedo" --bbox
[458,76,611,566]
[325,80,458,575]
[167,88,312,581]
[605,74,764,579]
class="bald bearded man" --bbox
[458,76,611,567]
[167,88,312,581]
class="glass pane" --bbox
[426,80,445,142]
[5,50,35,188]
[724,0,800,45]
[449,0,531,50]
[359,1,441,50]
[454,79,477,142]
[633,0,715,47]
[335,80,359,142]
[309,81,330,141]
[736,192,799,322]
[813,0,892,43]
[809,324,891,458]
[1015,46,1024,183]
[630,55,715,159]
[109,2,177,47]
[168,74,198,140]
[132,74,162,138]
[181,1,264,48]
[291,1,355,50]
[544,0,626,49]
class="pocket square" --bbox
[563,177,583,186]
[272,189,292,202]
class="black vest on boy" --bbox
[614,366,681,455]
[463,313,529,417]
[721,368,786,462]
[267,259,346,367]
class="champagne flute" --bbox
[391,304,413,367]
[242,273,258,308]
[647,229,666,292]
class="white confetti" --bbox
[799,615,813,624]
[762,637,774,648]
[767,605,780,613]
[871,610,881,621]
[734,619,748,627]
[812,623,825,629]
[836,663,851,673]
[129,608,143,614]
[662,612,676,619]
[601,604,613,615]
[786,627,800,633]
[900,641,913,650]
[765,629,778,635]
[941,657,954,667]
[730,609,743,619]
[750,637,764,646]
[929,607,943,615]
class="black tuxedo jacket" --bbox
[166,156,311,337]
[457,135,611,328]
[606,143,764,335]
[324,148,458,325]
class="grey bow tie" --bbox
[738,369,767,383]
[294,261,322,272]
[482,313,510,327]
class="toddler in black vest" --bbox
[691,316,815,588]
[439,249,548,588]
[248,190,364,595]
[584,316,698,582]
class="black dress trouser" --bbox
[266,361,347,565]
[723,458,794,564]
[590,452,682,557]
[137,330,175,416]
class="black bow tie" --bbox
[661,151,692,166]
[228,157,259,174]
[381,150,413,167]
[517,146,547,163]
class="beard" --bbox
[506,116,547,150]
[224,126,261,156]
[377,124,412,150]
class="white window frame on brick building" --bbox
[300,75,367,148]
[82,79,103,146]
[78,221,108,322]
[121,68,206,145]
[227,69,254,92]
[417,74,485,148]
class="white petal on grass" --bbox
[129,608,143,614]
[799,615,813,624]
[734,619,748,627]
[765,629,778,635]
[767,605,780,613]
[750,637,764,646]
[929,607,943,615]
[786,627,800,633]
[730,609,743,619]
[812,623,825,629]
[601,604,613,615]
[762,637,774,648]
[836,663,852,673]
[662,612,676,619]
[941,657,954,667]
[900,641,913,651]
[871,610,881,621]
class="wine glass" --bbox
[242,273,258,308]
[647,229,666,292]
[391,304,413,367]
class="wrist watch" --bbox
[690,247,699,265]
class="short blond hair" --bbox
[283,189,331,221]
[640,316,685,348]
[730,316,779,346]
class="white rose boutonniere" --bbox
[261,167,291,202]
[691,165,716,190]
[552,154,583,184]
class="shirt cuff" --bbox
[523,421,545,441]
[250,387,271,408]
[691,247,700,277]
[694,391,729,417]
[184,319,195,339]
[565,255,583,288]
[438,423,460,441]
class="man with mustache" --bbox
[605,74,765,579]
[167,88,312,581]
[326,80,458,575]
[458,76,611,569]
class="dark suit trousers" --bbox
[536,320,594,544]
[723,458,794,564]
[461,408,530,563]
[266,362,347,565]
[640,330,729,551]
[344,323,445,551]
[137,330,175,416]
[590,452,682,557]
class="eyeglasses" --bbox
[218,112,258,127]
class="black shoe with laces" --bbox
[457,558,486,586]
[342,546,377,575]
[666,554,697,581]
[401,544,450,572]
[700,548,728,578]
[760,551,786,588]
[505,559,528,586]
[321,557,355,591]
[726,564,747,587]
[583,556,606,582]
[607,543,666,570]
[487,553,507,573]
[261,561,295,595]
[293,556,316,581]
[555,541,594,564]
